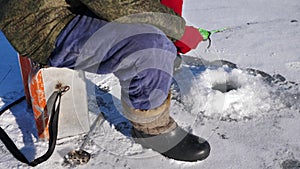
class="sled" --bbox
[18,56,90,140]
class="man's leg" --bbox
[48,14,210,162]
[50,14,175,110]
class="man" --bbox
[0,0,210,162]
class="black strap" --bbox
[0,90,63,167]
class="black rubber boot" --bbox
[132,125,210,162]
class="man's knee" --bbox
[114,24,177,77]
[134,25,176,54]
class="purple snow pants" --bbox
[48,14,177,110]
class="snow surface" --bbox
[1,0,300,169]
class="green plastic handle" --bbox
[198,28,211,41]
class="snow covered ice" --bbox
[179,64,300,121]
[1,0,300,168]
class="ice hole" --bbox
[211,80,241,93]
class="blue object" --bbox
[0,31,23,96]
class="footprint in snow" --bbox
[285,62,300,72]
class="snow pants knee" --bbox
[48,14,177,111]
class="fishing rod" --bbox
[198,27,228,48]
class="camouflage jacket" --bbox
[0,0,185,64]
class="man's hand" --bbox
[174,26,203,53]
